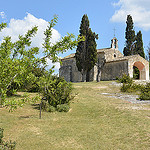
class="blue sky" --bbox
[1,0,150,72]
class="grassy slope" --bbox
[0,81,150,150]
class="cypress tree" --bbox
[135,31,145,58]
[133,31,145,79]
[75,14,98,82]
[123,15,135,56]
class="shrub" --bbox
[118,74,133,92]
[6,82,20,96]
[0,128,3,144]
[117,73,133,84]
[138,83,150,100]
[118,74,150,100]
[47,105,56,112]
[57,104,70,112]
[40,76,74,108]
[120,83,131,92]
[0,128,16,150]
[21,73,40,92]
[133,66,139,79]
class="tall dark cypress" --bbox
[135,31,145,58]
[75,14,98,82]
[123,15,135,56]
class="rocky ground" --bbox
[101,81,150,104]
[101,92,150,104]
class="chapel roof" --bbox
[106,55,146,63]
[62,53,75,59]
[62,48,112,60]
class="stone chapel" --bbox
[59,37,149,82]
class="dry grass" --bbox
[0,81,150,150]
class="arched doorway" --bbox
[133,61,146,80]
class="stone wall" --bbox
[59,49,149,82]
[104,49,124,62]
[101,60,128,80]
[59,57,96,82]
[59,65,72,82]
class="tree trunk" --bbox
[82,70,87,82]
[96,58,106,82]
[96,68,100,82]
[86,70,90,82]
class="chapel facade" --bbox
[59,37,149,82]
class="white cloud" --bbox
[0,11,6,19]
[110,0,150,30]
[46,58,60,73]
[0,13,61,72]
[0,13,61,48]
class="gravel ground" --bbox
[101,92,150,104]
[104,81,150,104]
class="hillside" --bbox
[0,81,150,150]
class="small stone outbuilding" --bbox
[59,37,149,82]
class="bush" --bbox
[133,66,139,79]
[120,83,131,92]
[0,128,16,150]
[118,74,145,93]
[57,104,70,112]
[40,76,74,109]
[138,83,150,100]
[6,82,20,96]
[116,73,133,84]
[0,128,3,144]
[118,74,133,92]
[47,105,56,112]
[21,73,40,92]
[41,100,56,112]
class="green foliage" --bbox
[123,15,145,58]
[121,83,132,92]
[135,31,145,58]
[0,23,7,31]
[133,66,139,79]
[120,82,143,93]
[0,15,78,109]
[139,83,150,100]
[149,62,150,76]
[0,128,3,144]
[39,74,73,110]
[117,74,137,92]
[123,15,135,56]
[21,72,39,92]
[57,104,70,112]
[4,97,29,112]
[117,74,133,84]
[0,25,39,105]
[75,14,98,82]
[118,74,150,100]
[47,105,56,112]
[41,100,56,112]
[0,128,16,150]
